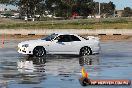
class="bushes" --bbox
[0,18,132,29]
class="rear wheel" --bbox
[33,46,46,57]
[80,47,92,56]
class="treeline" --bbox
[0,0,131,17]
[122,7,132,17]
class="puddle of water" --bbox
[0,41,132,88]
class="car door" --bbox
[69,35,82,52]
[47,35,73,54]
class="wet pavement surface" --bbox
[0,40,132,88]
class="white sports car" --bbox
[18,33,100,57]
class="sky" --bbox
[94,0,132,10]
[0,0,132,10]
[0,4,18,10]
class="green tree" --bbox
[122,7,132,17]
[18,0,45,17]
[93,1,115,17]
[107,1,115,15]
[45,0,72,17]
[0,0,18,5]
[45,0,96,17]
[16,0,116,18]
[70,0,95,16]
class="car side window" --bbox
[57,35,71,42]
[70,35,81,41]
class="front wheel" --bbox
[33,46,46,57]
[80,47,92,56]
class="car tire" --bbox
[80,47,92,56]
[33,46,46,57]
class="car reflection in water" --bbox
[79,55,100,77]
[16,55,99,85]
[17,57,46,73]
[17,56,46,84]
[0,55,100,88]
[79,55,99,66]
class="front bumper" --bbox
[92,46,101,54]
[18,47,33,55]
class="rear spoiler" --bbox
[87,36,100,40]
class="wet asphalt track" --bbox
[0,40,132,88]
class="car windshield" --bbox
[41,33,58,41]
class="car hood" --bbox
[18,39,51,47]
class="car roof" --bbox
[54,32,77,36]
[53,32,86,41]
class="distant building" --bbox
[115,10,123,17]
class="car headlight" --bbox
[22,44,29,48]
